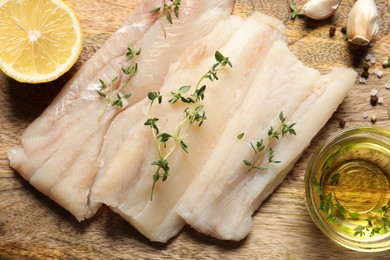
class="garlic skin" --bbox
[302,0,341,20]
[347,0,379,46]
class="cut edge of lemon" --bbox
[0,0,83,84]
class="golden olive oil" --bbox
[318,138,390,239]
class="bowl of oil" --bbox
[305,126,390,252]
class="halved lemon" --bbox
[0,0,83,83]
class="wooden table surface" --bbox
[1,0,390,259]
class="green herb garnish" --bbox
[290,2,304,20]
[146,51,232,200]
[243,112,296,170]
[96,45,141,120]
[150,0,181,38]
[315,175,390,237]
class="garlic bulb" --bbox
[347,0,379,46]
[302,0,341,20]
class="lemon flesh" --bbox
[0,0,83,83]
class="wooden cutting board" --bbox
[1,0,390,258]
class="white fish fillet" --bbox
[8,0,235,221]
[90,13,286,242]
[176,40,357,240]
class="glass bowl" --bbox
[305,126,390,252]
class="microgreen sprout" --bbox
[242,112,296,170]
[146,51,232,200]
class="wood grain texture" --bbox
[1,0,390,258]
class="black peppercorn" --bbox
[341,27,347,34]
[370,95,378,106]
[339,119,346,128]
[361,71,369,79]
[329,25,336,37]
[363,64,369,72]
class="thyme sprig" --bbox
[242,112,296,170]
[150,0,181,38]
[96,45,141,120]
[290,2,304,20]
[314,176,390,237]
[146,51,232,200]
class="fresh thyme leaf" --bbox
[316,182,390,237]
[279,111,286,123]
[158,133,172,144]
[166,12,173,24]
[330,173,340,185]
[336,203,347,214]
[122,63,138,75]
[354,225,365,237]
[243,160,252,167]
[174,5,179,18]
[349,212,360,218]
[387,109,390,119]
[290,2,297,12]
[144,118,160,134]
[243,112,296,171]
[152,0,181,38]
[180,140,189,153]
[237,133,245,140]
[150,7,161,13]
[179,85,191,93]
[289,2,304,20]
[147,51,231,200]
[97,90,106,98]
[96,44,141,120]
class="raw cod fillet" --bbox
[176,40,357,241]
[8,0,235,221]
[90,13,286,243]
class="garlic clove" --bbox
[347,0,379,46]
[302,0,341,20]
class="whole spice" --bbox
[347,0,379,46]
[370,95,378,106]
[383,58,390,68]
[361,71,369,79]
[341,27,347,34]
[338,119,346,128]
[329,25,336,37]
[302,0,341,20]
[370,115,377,123]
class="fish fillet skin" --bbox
[8,0,235,221]
[90,13,286,243]
[176,40,357,241]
